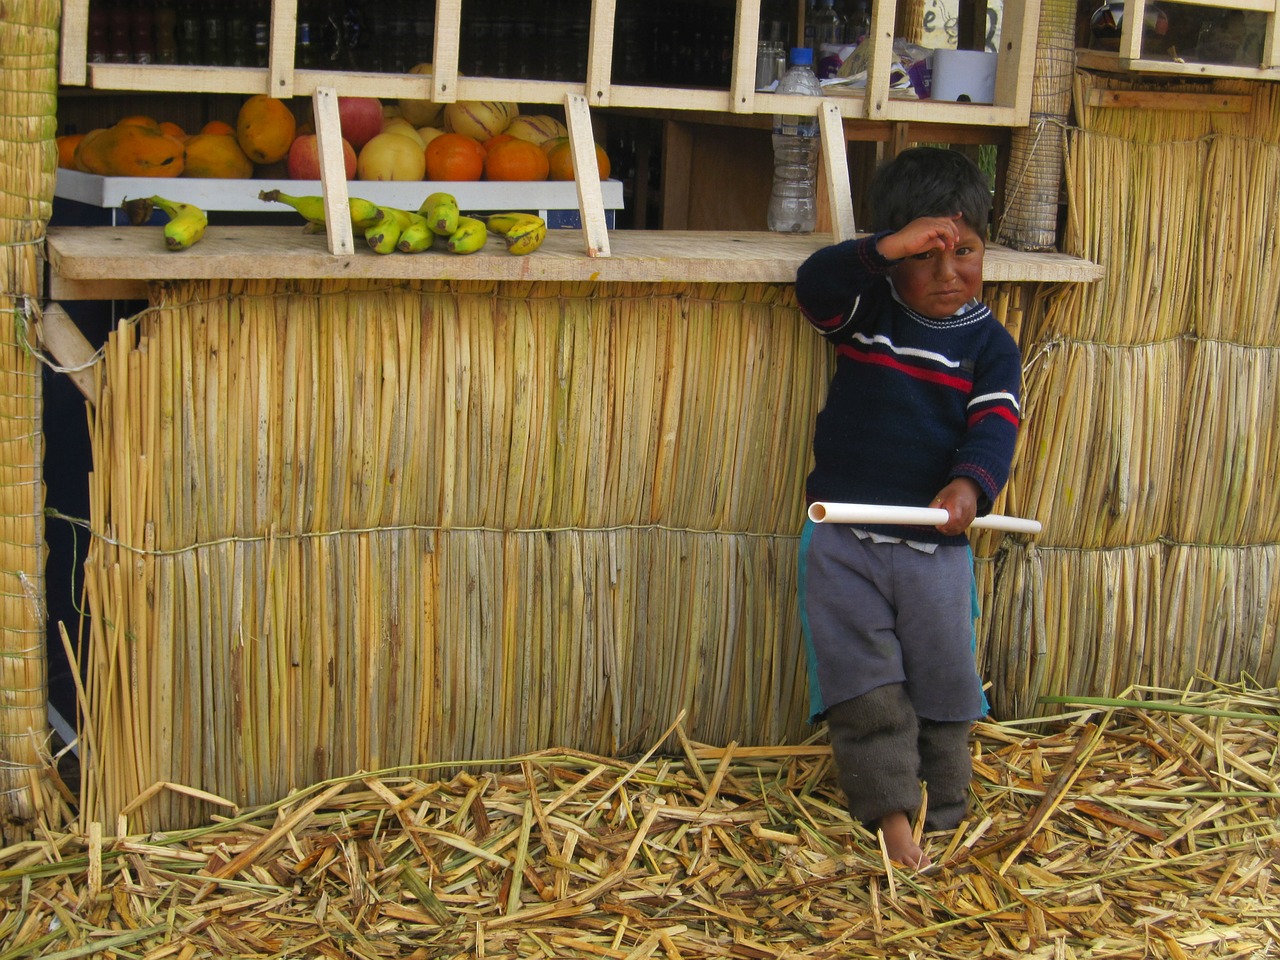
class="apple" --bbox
[357,131,427,181]
[287,133,357,180]
[336,96,384,151]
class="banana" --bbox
[396,213,435,253]
[446,215,489,254]
[148,195,208,251]
[418,191,460,237]
[504,217,547,256]
[259,189,384,231]
[380,206,415,231]
[259,189,327,225]
[485,211,544,237]
[365,212,404,255]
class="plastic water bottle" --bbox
[768,48,822,234]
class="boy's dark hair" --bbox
[869,147,992,237]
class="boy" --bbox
[794,147,1022,869]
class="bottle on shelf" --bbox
[810,0,846,78]
[153,0,179,64]
[252,2,270,68]
[130,1,155,64]
[767,47,822,234]
[87,1,110,63]
[109,0,133,64]
[201,8,227,65]
[847,0,871,46]
[225,0,251,67]
[176,0,201,64]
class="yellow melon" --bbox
[443,100,518,142]
[397,63,446,127]
[504,114,568,146]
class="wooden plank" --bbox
[36,303,98,400]
[1084,89,1254,112]
[432,0,463,103]
[45,276,148,302]
[312,87,355,257]
[729,0,764,114]
[269,0,298,97]
[1120,0,1146,60]
[564,94,611,258]
[864,0,899,119]
[660,122,695,230]
[998,0,1041,122]
[44,225,1106,287]
[818,103,857,241]
[60,0,89,87]
[585,0,616,107]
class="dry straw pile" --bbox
[2,682,1277,959]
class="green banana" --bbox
[397,213,435,253]
[260,189,384,231]
[504,216,547,256]
[485,211,544,236]
[149,195,208,251]
[418,191,460,237]
[446,216,488,254]
[381,206,415,231]
[365,211,404,255]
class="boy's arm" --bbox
[794,234,894,333]
[946,330,1023,517]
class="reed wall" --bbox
[0,0,59,843]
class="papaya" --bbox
[76,122,185,177]
[182,133,253,179]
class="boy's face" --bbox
[889,221,985,319]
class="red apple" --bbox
[336,96,384,151]
[286,133,357,180]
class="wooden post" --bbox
[564,93,611,258]
[313,87,355,257]
[818,102,856,241]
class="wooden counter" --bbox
[45,226,1103,300]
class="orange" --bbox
[235,95,297,165]
[116,114,159,129]
[546,140,611,182]
[424,132,486,181]
[483,132,515,153]
[56,133,85,169]
[483,137,549,181]
[158,120,187,139]
[201,119,235,136]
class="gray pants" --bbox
[826,682,972,831]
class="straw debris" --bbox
[3,681,1277,959]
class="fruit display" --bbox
[259,189,548,258]
[58,96,611,187]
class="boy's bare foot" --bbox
[878,811,932,870]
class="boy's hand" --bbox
[876,214,965,262]
[930,477,981,535]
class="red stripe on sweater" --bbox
[968,406,1020,428]
[838,343,972,392]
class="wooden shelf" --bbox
[45,224,1105,300]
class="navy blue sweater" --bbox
[795,235,1022,545]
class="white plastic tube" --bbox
[807,501,1042,535]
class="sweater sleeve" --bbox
[948,326,1023,512]
[794,234,896,336]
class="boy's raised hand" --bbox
[876,213,965,262]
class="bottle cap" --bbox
[789,47,814,66]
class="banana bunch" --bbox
[485,212,548,256]
[258,189,384,232]
[125,195,208,251]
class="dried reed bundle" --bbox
[1172,340,1280,544]
[1004,338,1184,549]
[1158,545,1280,687]
[4,687,1278,959]
[978,541,1166,718]
[1053,132,1204,344]
[0,0,59,843]
[1197,137,1280,344]
[78,279,829,830]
